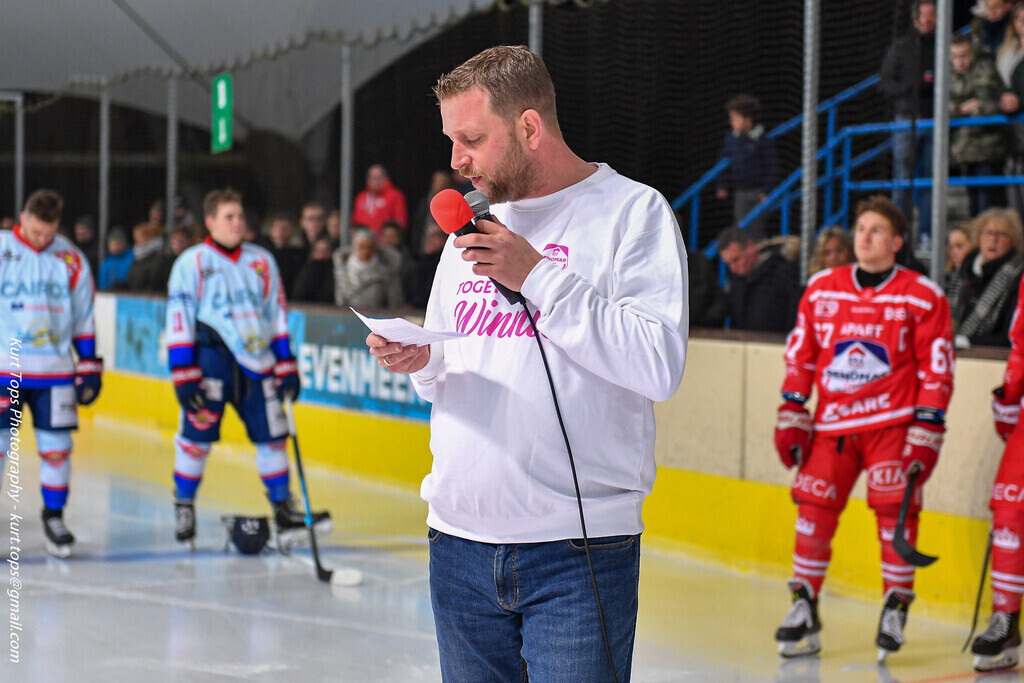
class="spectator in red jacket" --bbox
[351,164,408,236]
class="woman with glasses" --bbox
[949,208,1024,348]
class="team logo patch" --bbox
[867,460,905,493]
[541,244,569,270]
[248,257,272,295]
[795,516,816,536]
[822,340,892,393]
[186,408,221,431]
[995,527,1021,551]
[814,299,839,318]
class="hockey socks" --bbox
[877,510,917,594]
[256,440,290,503]
[991,508,1024,613]
[173,436,211,500]
[792,504,840,596]
[37,429,71,510]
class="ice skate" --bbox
[972,611,1021,672]
[272,496,332,551]
[42,507,74,559]
[175,500,196,551]
[876,587,914,662]
[775,579,822,658]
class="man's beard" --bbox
[461,136,535,204]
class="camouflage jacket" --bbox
[949,57,1009,165]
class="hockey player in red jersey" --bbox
[773,196,954,661]
[972,268,1024,671]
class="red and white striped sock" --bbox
[792,504,840,596]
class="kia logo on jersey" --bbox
[822,340,892,393]
[995,527,1021,551]
[541,244,569,270]
[867,460,905,493]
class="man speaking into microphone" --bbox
[365,45,688,682]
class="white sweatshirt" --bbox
[411,164,689,543]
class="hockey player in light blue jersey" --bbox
[165,188,330,549]
[0,189,104,558]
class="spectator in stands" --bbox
[168,225,194,261]
[1,217,16,231]
[949,208,1024,348]
[999,3,1024,214]
[715,95,778,241]
[97,227,133,291]
[972,0,1016,59]
[808,226,855,276]
[172,195,199,231]
[410,170,453,256]
[148,199,164,227]
[687,245,729,329]
[333,228,403,310]
[122,221,173,293]
[880,0,936,251]
[407,220,446,309]
[945,219,976,287]
[380,220,414,299]
[718,226,801,333]
[72,215,100,276]
[291,234,336,305]
[326,209,343,250]
[266,212,306,299]
[951,34,1010,217]
[351,164,408,237]
[299,202,327,251]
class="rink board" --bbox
[96,294,1002,623]
[96,368,989,623]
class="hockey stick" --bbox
[893,468,938,567]
[962,530,994,652]
[284,399,363,587]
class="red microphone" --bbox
[429,189,524,305]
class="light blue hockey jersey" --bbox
[0,227,96,388]
[166,238,292,377]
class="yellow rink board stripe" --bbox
[95,370,988,621]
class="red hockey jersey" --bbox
[1002,277,1024,402]
[782,264,954,434]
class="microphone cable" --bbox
[522,300,620,683]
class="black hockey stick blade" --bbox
[305,521,334,583]
[893,469,938,567]
[962,530,994,652]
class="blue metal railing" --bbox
[762,114,1024,237]
[672,74,881,248]
[698,113,1024,270]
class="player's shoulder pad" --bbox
[911,271,946,299]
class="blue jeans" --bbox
[892,117,933,240]
[428,529,640,682]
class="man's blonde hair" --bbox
[434,45,559,133]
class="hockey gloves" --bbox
[74,357,103,406]
[901,409,945,485]
[171,366,205,412]
[775,399,813,469]
[993,386,1021,441]
[273,359,300,403]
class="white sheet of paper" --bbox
[350,308,467,346]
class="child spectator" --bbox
[716,94,778,241]
[98,227,133,290]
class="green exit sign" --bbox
[211,73,233,154]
